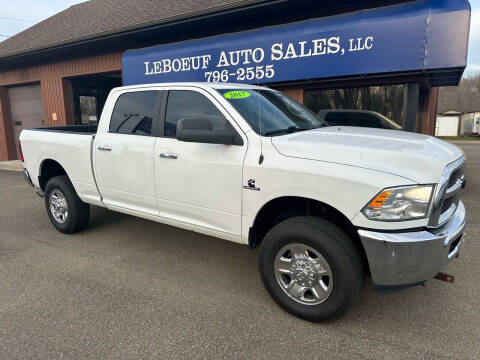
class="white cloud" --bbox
[469,8,480,41]
[463,1,480,74]
[465,63,480,72]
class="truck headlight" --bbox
[362,185,433,221]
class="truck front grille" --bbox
[441,198,453,214]
[429,157,465,228]
[448,168,464,187]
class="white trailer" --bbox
[464,112,480,136]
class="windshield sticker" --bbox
[224,91,251,99]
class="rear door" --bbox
[8,84,44,159]
[94,89,163,216]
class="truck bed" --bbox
[20,126,102,206]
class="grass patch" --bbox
[437,136,480,141]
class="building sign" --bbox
[122,0,470,86]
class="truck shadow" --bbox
[82,204,470,332]
[86,205,130,231]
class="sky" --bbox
[466,0,480,75]
[0,0,479,76]
[0,1,85,40]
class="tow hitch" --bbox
[434,272,455,283]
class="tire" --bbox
[45,175,90,234]
[259,216,363,322]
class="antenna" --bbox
[257,75,264,165]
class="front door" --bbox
[94,90,163,215]
[154,88,247,237]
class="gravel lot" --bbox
[0,142,479,359]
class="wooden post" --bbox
[402,83,419,132]
[419,87,439,136]
[279,88,304,104]
[62,78,74,125]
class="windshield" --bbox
[217,89,327,136]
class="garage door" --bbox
[8,84,44,159]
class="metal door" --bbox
[8,84,44,159]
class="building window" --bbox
[79,96,98,125]
[304,85,406,130]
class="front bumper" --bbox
[358,201,466,287]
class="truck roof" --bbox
[113,82,268,92]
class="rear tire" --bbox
[259,216,363,322]
[45,175,90,234]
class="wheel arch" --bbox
[38,158,70,191]
[249,196,369,273]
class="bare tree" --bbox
[458,74,480,92]
[437,73,480,114]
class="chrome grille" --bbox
[448,168,464,188]
[429,156,466,228]
[441,198,453,214]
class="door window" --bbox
[325,111,401,130]
[164,90,227,137]
[304,85,405,129]
[109,91,160,135]
[325,112,353,126]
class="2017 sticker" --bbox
[224,91,251,99]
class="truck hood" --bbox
[271,127,464,183]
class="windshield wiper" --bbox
[263,126,299,136]
[263,123,330,136]
[292,124,329,133]
[310,123,330,129]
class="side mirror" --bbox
[176,118,243,146]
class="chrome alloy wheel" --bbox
[49,189,68,224]
[274,243,333,305]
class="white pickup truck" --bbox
[20,83,466,321]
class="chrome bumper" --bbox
[358,201,466,287]
[23,168,34,187]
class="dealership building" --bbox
[0,0,471,160]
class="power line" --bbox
[0,35,12,38]
[0,16,35,23]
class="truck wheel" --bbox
[259,216,363,322]
[45,175,90,234]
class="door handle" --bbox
[97,145,112,151]
[159,152,177,159]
